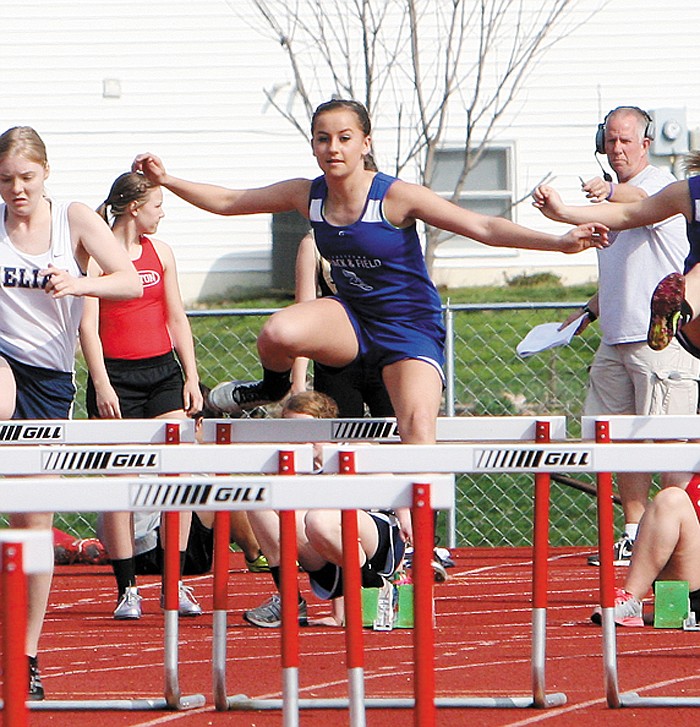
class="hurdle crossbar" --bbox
[583,415,700,709]
[0,418,196,445]
[200,415,568,443]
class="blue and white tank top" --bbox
[684,175,700,273]
[308,172,442,323]
[0,200,85,372]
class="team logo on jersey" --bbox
[130,481,269,507]
[140,269,161,287]
[42,449,160,471]
[340,269,373,291]
[1,266,52,290]
[0,424,64,442]
[474,447,591,471]
[331,420,400,440]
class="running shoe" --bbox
[114,586,142,620]
[28,655,45,701]
[245,550,271,573]
[434,546,455,568]
[160,581,203,617]
[648,272,691,351]
[242,593,308,628]
[403,545,451,581]
[587,534,634,567]
[591,587,644,627]
[432,558,448,582]
[208,380,271,416]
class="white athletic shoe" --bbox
[114,586,142,620]
[160,581,203,617]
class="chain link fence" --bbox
[9,302,623,549]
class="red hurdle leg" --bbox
[279,450,300,726]
[339,450,366,727]
[212,422,232,710]
[595,420,621,707]
[2,541,28,727]
[531,420,550,707]
[412,482,436,727]
[212,509,230,709]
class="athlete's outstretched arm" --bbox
[386,180,608,254]
[132,153,311,218]
[532,179,691,229]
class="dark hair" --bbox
[97,171,158,224]
[311,99,378,172]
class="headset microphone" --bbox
[594,153,613,183]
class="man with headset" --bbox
[560,106,699,566]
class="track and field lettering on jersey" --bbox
[475,447,591,470]
[42,450,159,471]
[0,424,63,442]
[331,420,400,440]
[130,482,269,507]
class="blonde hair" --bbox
[0,126,48,167]
[282,391,339,419]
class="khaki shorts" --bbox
[585,339,700,416]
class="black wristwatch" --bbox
[583,305,597,322]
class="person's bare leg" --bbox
[0,356,16,419]
[616,472,652,535]
[248,510,282,567]
[625,487,700,599]
[101,512,134,559]
[9,512,53,656]
[381,359,443,542]
[302,509,380,571]
[228,512,263,562]
[257,299,358,372]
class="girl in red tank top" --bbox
[79,171,204,620]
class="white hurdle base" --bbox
[227,694,567,710]
[620,693,700,708]
[0,696,207,711]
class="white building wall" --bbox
[1,1,699,301]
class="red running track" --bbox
[3,547,700,726]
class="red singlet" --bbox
[98,236,172,360]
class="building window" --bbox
[431,145,515,257]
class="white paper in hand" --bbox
[516,314,585,358]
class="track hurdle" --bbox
[581,414,700,709]
[0,419,207,713]
[0,468,453,727]
[201,416,568,714]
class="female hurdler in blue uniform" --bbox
[134,99,607,542]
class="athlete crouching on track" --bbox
[241,391,404,628]
[0,126,142,699]
[591,475,700,627]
